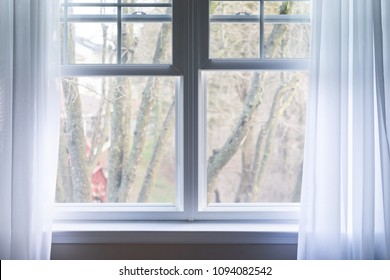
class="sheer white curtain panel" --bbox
[298,0,390,259]
[0,0,60,259]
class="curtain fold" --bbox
[0,0,60,259]
[375,0,390,257]
[298,0,390,259]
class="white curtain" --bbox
[298,0,390,259]
[0,0,60,259]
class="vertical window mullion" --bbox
[175,76,184,212]
[63,0,68,64]
[187,0,196,221]
[197,71,208,211]
[196,0,211,216]
[171,0,185,213]
[172,0,183,72]
[260,0,265,58]
[117,0,122,64]
[199,0,210,66]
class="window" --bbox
[55,0,310,222]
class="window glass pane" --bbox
[67,22,117,64]
[264,1,310,15]
[68,6,117,15]
[121,22,172,64]
[264,23,310,58]
[210,23,260,59]
[122,7,172,15]
[210,1,259,59]
[56,76,178,203]
[204,71,308,203]
[210,1,259,16]
[264,1,310,59]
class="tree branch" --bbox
[207,72,262,200]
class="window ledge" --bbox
[52,221,298,244]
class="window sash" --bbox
[195,0,309,218]
[56,0,186,220]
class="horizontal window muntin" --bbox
[62,15,171,23]
[200,59,310,70]
[210,15,309,24]
[60,65,181,76]
[62,3,172,8]
[61,1,172,19]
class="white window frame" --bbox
[57,0,188,221]
[54,0,310,240]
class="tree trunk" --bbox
[106,20,134,201]
[56,121,74,202]
[117,23,171,202]
[62,77,91,202]
[137,99,175,202]
[107,79,129,202]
